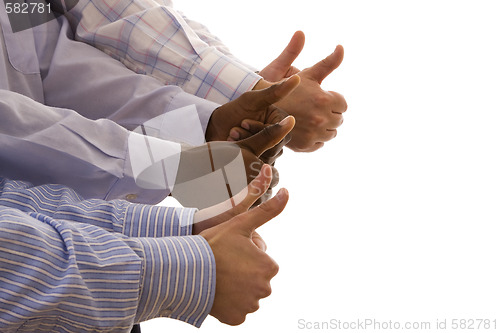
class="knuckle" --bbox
[260,284,273,298]
[261,258,279,277]
[330,113,343,128]
[309,114,326,127]
[227,314,246,326]
[331,92,348,112]
[313,92,333,108]
[248,301,260,314]
[326,129,338,141]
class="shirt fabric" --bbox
[0,4,220,204]
[0,177,215,332]
[0,6,218,331]
[67,0,262,105]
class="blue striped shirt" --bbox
[0,178,215,332]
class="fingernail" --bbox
[241,121,250,130]
[279,116,292,126]
[229,129,240,140]
[276,188,288,201]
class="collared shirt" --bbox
[0,8,217,330]
[0,177,216,332]
[0,5,220,204]
[67,0,262,105]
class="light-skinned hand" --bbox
[200,185,289,325]
[232,31,348,152]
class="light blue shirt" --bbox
[0,5,220,204]
[0,6,218,331]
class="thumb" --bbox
[247,75,301,110]
[305,44,344,84]
[233,188,289,233]
[238,116,295,157]
[260,31,305,81]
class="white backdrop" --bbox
[145,1,500,332]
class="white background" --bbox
[145,1,500,332]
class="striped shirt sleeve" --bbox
[66,0,262,105]
[0,178,197,238]
[0,178,216,332]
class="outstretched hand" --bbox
[192,164,272,241]
[200,184,288,325]
[236,31,348,152]
[171,116,294,209]
[205,75,300,142]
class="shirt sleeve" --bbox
[0,177,197,238]
[0,178,216,331]
[0,89,181,204]
[170,2,259,72]
[40,16,219,141]
[66,0,262,105]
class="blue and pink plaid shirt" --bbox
[67,0,262,104]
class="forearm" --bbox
[43,17,219,141]
[175,6,259,72]
[66,0,261,104]
[0,90,180,203]
[0,179,215,331]
[0,205,142,332]
[0,178,197,237]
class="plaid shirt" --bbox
[68,0,261,104]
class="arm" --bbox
[0,168,285,329]
[170,2,258,72]
[65,0,261,105]
[0,89,178,203]
[42,17,219,143]
[65,2,347,152]
[0,178,215,331]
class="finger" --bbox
[260,145,284,165]
[192,165,272,224]
[251,231,267,251]
[274,30,305,70]
[236,164,273,209]
[260,31,305,81]
[246,75,301,110]
[227,127,253,141]
[238,116,295,157]
[305,44,344,84]
[269,166,279,188]
[241,119,266,134]
[234,188,289,232]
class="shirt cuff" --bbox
[122,204,197,238]
[166,92,220,141]
[134,235,216,327]
[183,47,262,105]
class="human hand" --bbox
[200,187,289,325]
[171,117,294,209]
[254,31,348,152]
[192,164,274,254]
[192,164,272,235]
[205,75,300,143]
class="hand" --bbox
[255,31,348,152]
[200,187,289,325]
[171,117,295,209]
[258,30,305,81]
[192,164,273,235]
[205,75,300,143]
